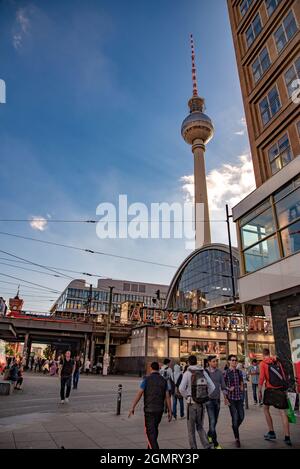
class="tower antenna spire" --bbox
[190,34,198,97]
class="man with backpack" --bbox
[224,355,245,447]
[258,348,292,446]
[128,361,172,449]
[179,355,215,449]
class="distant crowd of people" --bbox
[129,349,294,449]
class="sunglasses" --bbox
[230,359,237,362]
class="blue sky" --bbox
[0,0,255,312]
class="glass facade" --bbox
[55,286,164,317]
[167,248,239,311]
[239,175,300,274]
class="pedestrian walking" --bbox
[248,359,261,405]
[172,363,185,419]
[179,355,215,449]
[84,359,91,375]
[50,360,57,376]
[128,361,172,449]
[73,355,82,389]
[224,355,245,448]
[258,348,292,446]
[8,359,19,387]
[160,358,175,412]
[205,355,228,449]
[58,351,75,404]
[15,365,24,390]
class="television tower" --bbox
[181,34,214,248]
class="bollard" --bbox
[116,384,122,415]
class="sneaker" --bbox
[207,436,213,444]
[65,398,69,403]
[180,416,186,419]
[264,431,276,440]
[214,444,223,449]
[254,402,257,405]
[235,439,241,448]
[60,400,65,404]
[259,402,263,407]
[284,436,292,447]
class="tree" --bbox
[43,345,54,360]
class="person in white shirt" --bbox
[179,355,215,449]
[85,359,91,375]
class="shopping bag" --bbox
[287,397,297,424]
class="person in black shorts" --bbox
[128,362,172,449]
[59,350,75,404]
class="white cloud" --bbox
[12,8,31,50]
[180,153,256,244]
[29,216,48,231]
[234,116,247,136]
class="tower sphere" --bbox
[181,111,214,146]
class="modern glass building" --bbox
[166,244,240,311]
[51,278,168,320]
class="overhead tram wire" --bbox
[0,273,61,294]
[0,249,74,281]
[0,261,74,279]
[0,279,60,294]
[0,231,177,268]
[0,218,226,223]
[0,256,105,279]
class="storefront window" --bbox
[244,235,280,272]
[180,340,227,356]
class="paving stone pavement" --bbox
[0,373,299,449]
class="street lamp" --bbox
[103,286,114,376]
[226,204,249,409]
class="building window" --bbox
[284,57,300,97]
[276,186,300,229]
[259,86,281,126]
[131,284,138,292]
[240,0,253,17]
[268,134,292,175]
[241,206,275,249]
[265,0,282,17]
[252,47,271,82]
[244,235,280,272]
[274,11,298,53]
[123,283,130,291]
[281,220,300,256]
[138,284,146,293]
[246,13,262,48]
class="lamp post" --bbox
[103,286,114,376]
[226,204,249,409]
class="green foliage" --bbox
[43,345,54,360]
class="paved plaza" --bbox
[0,373,299,449]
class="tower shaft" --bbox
[193,140,211,247]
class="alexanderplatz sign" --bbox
[126,306,272,334]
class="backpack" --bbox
[160,367,175,394]
[268,359,287,389]
[191,369,209,404]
